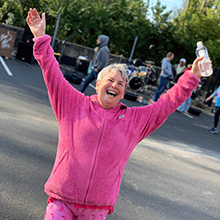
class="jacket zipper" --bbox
[84,109,107,203]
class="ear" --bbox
[96,80,100,92]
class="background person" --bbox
[80,34,109,93]
[205,85,220,134]
[149,52,174,103]
[26,8,202,220]
[174,58,186,82]
[177,64,193,113]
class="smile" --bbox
[107,90,117,97]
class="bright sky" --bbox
[145,0,184,20]
[148,0,183,13]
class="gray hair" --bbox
[97,63,129,89]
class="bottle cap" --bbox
[197,41,203,47]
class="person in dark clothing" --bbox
[80,35,109,93]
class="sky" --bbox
[148,0,183,14]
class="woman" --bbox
[26,8,202,220]
[205,85,220,134]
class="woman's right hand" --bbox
[191,57,203,79]
[26,8,46,38]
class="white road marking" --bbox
[0,56,13,76]
[182,112,194,118]
[89,83,96,90]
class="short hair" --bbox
[166,52,174,58]
[97,63,129,89]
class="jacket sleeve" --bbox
[33,35,85,122]
[211,90,217,98]
[132,70,200,142]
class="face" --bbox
[96,38,101,45]
[96,71,126,109]
[180,61,185,66]
[169,54,174,61]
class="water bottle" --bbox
[195,41,213,77]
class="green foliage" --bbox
[0,0,44,26]
[0,0,219,67]
[173,0,220,66]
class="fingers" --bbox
[26,8,46,38]
[191,57,203,78]
[26,8,41,23]
[42,12,46,24]
[29,8,40,20]
[192,57,202,70]
[193,56,203,65]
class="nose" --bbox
[112,81,118,88]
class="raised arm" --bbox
[132,56,202,142]
[26,9,85,122]
[26,8,46,38]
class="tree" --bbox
[146,1,177,64]
[0,0,44,26]
[185,0,192,13]
[0,0,219,67]
[200,0,207,13]
[173,0,220,66]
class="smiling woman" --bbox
[26,8,202,220]
[96,64,128,109]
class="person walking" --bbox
[149,52,174,103]
[26,8,202,220]
[80,34,109,93]
[205,85,220,134]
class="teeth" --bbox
[107,91,117,97]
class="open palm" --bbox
[26,8,46,38]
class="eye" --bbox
[108,78,114,82]
[118,82,124,86]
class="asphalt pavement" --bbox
[0,57,219,220]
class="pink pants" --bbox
[44,199,109,220]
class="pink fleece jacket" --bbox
[33,35,200,208]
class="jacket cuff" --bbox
[33,34,51,44]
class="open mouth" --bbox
[106,90,117,97]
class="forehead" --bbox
[105,71,124,80]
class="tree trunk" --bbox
[200,0,207,13]
[185,0,192,13]
[216,0,219,9]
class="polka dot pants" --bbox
[44,199,109,220]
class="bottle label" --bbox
[198,49,209,58]
[199,60,213,77]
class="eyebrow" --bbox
[109,76,124,84]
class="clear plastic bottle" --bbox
[195,41,213,77]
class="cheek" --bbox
[119,89,125,99]
[96,81,106,94]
